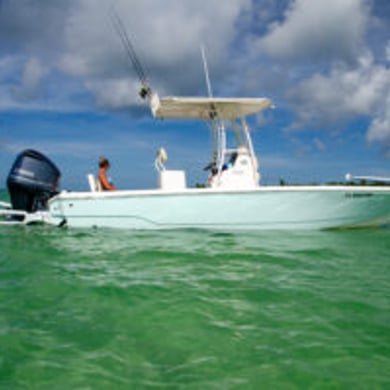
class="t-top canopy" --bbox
[150,94,273,120]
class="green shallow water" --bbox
[0,193,389,389]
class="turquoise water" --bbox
[0,193,389,389]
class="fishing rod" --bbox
[109,7,151,99]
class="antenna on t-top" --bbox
[201,44,213,98]
[201,44,220,172]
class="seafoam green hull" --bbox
[48,186,390,230]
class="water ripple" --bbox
[1,226,389,388]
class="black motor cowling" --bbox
[7,149,61,213]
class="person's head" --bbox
[99,156,110,169]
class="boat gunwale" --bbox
[50,185,390,202]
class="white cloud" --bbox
[367,92,390,157]
[287,52,390,127]
[58,0,249,106]
[12,57,47,101]
[85,78,142,109]
[252,0,390,157]
[0,0,250,111]
[386,40,390,62]
[0,56,21,81]
[258,0,368,63]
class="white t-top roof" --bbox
[151,96,273,120]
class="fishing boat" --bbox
[48,93,390,230]
[3,90,389,230]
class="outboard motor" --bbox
[7,150,61,214]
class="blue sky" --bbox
[0,0,389,190]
